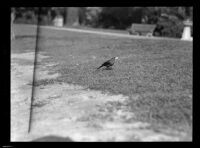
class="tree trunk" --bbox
[11,11,15,40]
[65,7,79,26]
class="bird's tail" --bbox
[96,65,103,70]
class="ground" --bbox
[11,24,192,141]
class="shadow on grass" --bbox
[32,135,73,142]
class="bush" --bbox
[154,16,184,38]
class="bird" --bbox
[96,57,118,70]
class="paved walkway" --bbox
[25,24,182,41]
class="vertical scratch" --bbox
[28,7,41,133]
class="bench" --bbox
[128,23,156,37]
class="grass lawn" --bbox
[12,24,193,133]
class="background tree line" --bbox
[11,7,193,38]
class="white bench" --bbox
[128,23,156,37]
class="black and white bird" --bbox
[96,57,118,70]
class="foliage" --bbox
[154,14,184,38]
[12,7,193,38]
[98,7,144,29]
[84,7,102,27]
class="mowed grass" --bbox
[12,24,193,133]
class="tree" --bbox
[11,8,15,40]
[12,7,193,38]
[84,7,102,27]
[64,7,80,26]
[99,7,139,29]
[78,7,87,25]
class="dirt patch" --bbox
[11,51,191,141]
